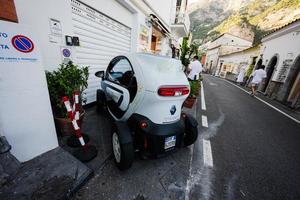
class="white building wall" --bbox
[146,0,173,25]
[220,45,250,56]
[0,21,58,162]
[205,47,219,72]
[209,33,252,50]
[1,0,180,162]
[219,53,247,77]
[206,33,252,74]
[15,0,135,71]
[218,47,261,75]
[5,0,136,161]
[262,22,300,82]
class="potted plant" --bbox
[46,62,89,136]
[184,80,200,108]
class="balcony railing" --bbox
[173,6,190,32]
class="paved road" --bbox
[187,75,300,200]
[73,74,300,200]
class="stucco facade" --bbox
[204,33,252,75]
[217,45,261,79]
[260,19,300,108]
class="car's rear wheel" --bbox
[184,114,198,146]
[112,125,134,170]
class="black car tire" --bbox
[184,114,198,146]
[112,123,134,170]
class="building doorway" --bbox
[255,58,262,69]
[209,60,213,74]
[217,62,223,76]
[151,35,157,52]
[262,55,277,92]
[151,26,163,54]
[286,56,300,108]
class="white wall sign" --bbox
[0,21,58,162]
[48,18,62,44]
[0,28,38,62]
[276,59,293,83]
[49,18,62,36]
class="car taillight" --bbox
[158,86,189,96]
[140,121,148,129]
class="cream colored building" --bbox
[259,19,300,108]
[204,33,252,74]
[217,44,262,79]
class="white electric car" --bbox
[95,53,198,170]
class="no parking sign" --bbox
[11,35,34,53]
[61,47,72,63]
[0,23,38,62]
[62,48,71,57]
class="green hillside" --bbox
[211,0,300,43]
[191,0,300,44]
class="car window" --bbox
[107,58,134,86]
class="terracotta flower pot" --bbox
[54,110,86,136]
[183,97,196,108]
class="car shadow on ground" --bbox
[64,106,193,200]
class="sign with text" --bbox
[0,23,39,63]
[275,59,293,83]
[0,21,58,161]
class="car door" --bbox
[102,56,134,119]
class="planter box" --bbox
[183,97,196,108]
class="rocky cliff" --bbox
[190,0,300,44]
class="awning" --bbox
[149,14,171,36]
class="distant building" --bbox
[259,19,300,108]
[204,33,252,75]
[217,44,262,80]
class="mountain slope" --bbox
[189,0,252,43]
[212,0,300,44]
[190,0,300,44]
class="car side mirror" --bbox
[95,71,104,79]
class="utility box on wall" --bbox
[0,21,58,162]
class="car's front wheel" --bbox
[112,124,134,170]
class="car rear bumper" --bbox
[128,113,197,158]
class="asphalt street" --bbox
[73,74,300,200]
[187,74,300,200]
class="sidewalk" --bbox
[0,147,92,200]
[59,106,113,171]
[0,106,113,200]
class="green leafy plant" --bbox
[46,62,89,117]
[189,43,199,58]
[189,80,201,98]
[245,63,255,78]
[180,36,190,67]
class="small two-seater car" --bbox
[95,53,198,170]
